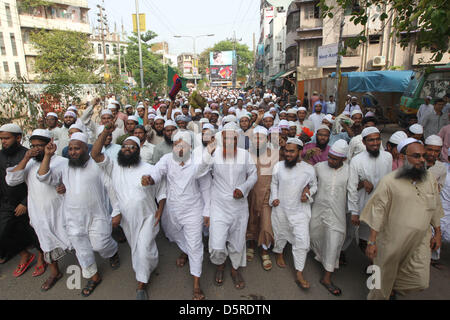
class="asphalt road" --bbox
[1,124,449,300]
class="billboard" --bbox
[318,43,338,67]
[209,51,235,66]
[210,65,234,80]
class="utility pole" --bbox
[336,14,345,114]
[97,1,109,84]
[121,20,127,74]
[115,23,121,76]
[230,31,241,89]
[135,0,144,88]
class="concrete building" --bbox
[90,30,128,65]
[0,0,90,82]
[151,41,177,67]
[177,52,201,82]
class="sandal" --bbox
[109,252,120,270]
[247,248,255,262]
[176,253,188,268]
[214,268,224,286]
[261,254,272,271]
[231,271,245,290]
[320,279,342,296]
[81,278,102,297]
[13,253,35,277]
[32,262,48,277]
[41,273,63,292]
[295,279,310,290]
[193,288,205,300]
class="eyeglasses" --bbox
[121,145,138,150]
[406,153,426,159]
[30,144,47,149]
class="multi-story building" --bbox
[90,29,128,65]
[177,52,201,83]
[150,41,177,67]
[0,0,90,82]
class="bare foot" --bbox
[276,253,286,268]
[176,253,188,268]
[193,287,205,300]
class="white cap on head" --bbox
[288,121,297,127]
[128,115,139,123]
[46,112,58,119]
[172,130,192,145]
[238,113,251,120]
[228,107,236,113]
[67,106,78,112]
[148,108,156,114]
[296,100,301,103]
[194,109,202,113]
[204,107,212,113]
[263,93,271,99]
[212,110,220,115]
[351,110,363,117]
[409,124,423,135]
[279,120,289,129]
[124,104,133,109]
[397,138,423,153]
[361,127,380,139]
[70,132,88,144]
[107,104,118,110]
[329,139,349,158]
[317,124,331,132]
[426,96,432,100]
[202,123,215,131]
[164,120,177,128]
[389,131,408,145]
[223,115,237,124]
[298,107,307,112]
[263,112,274,119]
[254,125,268,136]
[251,110,259,114]
[269,107,276,112]
[30,129,52,140]
[148,114,156,120]
[124,136,141,147]
[64,111,77,118]
[136,104,145,110]
[69,123,84,132]
[0,123,22,134]
[286,137,303,147]
[222,122,239,132]
[154,115,165,122]
[287,109,297,115]
[425,134,443,146]
[199,118,209,123]
[323,114,335,124]
[101,109,113,117]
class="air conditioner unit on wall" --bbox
[372,56,386,67]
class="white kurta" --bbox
[345,150,392,246]
[310,162,349,272]
[153,152,207,277]
[308,113,325,133]
[269,161,317,272]
[201,147,257,269]
[6,156,71,254]
[97,156,166,283]
[37,157,118,278]
[440,163,450,242]
[51,126,69,156]
[140,140,155,164]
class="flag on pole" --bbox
[167,65,188,99]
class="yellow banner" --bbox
[132,14,146,33]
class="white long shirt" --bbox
[417,103,434,124]
[308,113,325,133]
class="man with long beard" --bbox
[0,124,41,275]
[270,138,317,290]
[361,138,443,300]
[51,111,77,155]
[201,123,257,289]
[142,131,208,300]
[151,120,177,164]
[6,129,71,291]
[345,127,392,260]
[301,125,331,165]
[92,126,165,300]
[37,132,120,297]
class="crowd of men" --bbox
[0,88,449,300]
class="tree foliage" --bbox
[30,30,100,84]
[199,40,254,78]
[319,0,450,63]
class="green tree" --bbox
[199,40,254,78]
[319,0,450,63]
[30,30,100,84]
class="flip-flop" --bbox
[81,279,102,297]
[261,254,272,271]
[41,273,63,292]
[295,279,310,290]
[13,253,35,277]
[109,252,120,270]
[320,279,342,296]
[32,263,48,277]
[214,268,224,287]
[231,271,245,290]
[246,248,255,262]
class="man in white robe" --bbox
[270,138,317,289]
[200,122,257,290]
[37,132,119,297]
[344,127,392,259]
[6,129,71,291]
[92,127,165,300]
[310,139,349,296]
[308,104,325,133]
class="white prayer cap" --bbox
[351,96,357,100]
[154,115,165,122]
[347,94,352,98]
[101,109,113,117]
[254,125,268,136]
[263,112,274,119]
[176,115,190,122]
[296,100,301,103]
[110,100,120,106]
[269,107,276,112]
[317,124,331,132]
[202,123,215,131]
[136,104,145,110]
[70,132,88,144]
[425,134,443,146]
[0,123,22,134]
[238,113,251,120]
[426,96,432,100]
[351,110,363,117]
[293,107,299,111]
[286,137,303,147]
[67,106,78,112]
[279,120,289,129]
[222,122,239,132]
[194,109,202,113]
[228,107,236,113]
[204,107,212,113]
[288,121,297,127]
[287,109,297,115]
[329,139,349,158]
[280,110,287,114]
[172,130,192,145]
[107,104,119,110]
[199,118,210,124]
[128,115,139,123]
[263,93,271,99]
[237,96,243,101]
[409,124,423,135]
[148,114,156,120]
[365,111,376,118]
[251,110,259,114]
[397,138,423,153]
[159,103,167,108]
[389,131,408,145]
[46,112,58,119]
[124,104,133,109]
[30,129,51,140]
[268,102,275,106]
[343,111,351,116]
[148,108,156,114]
[64,111,77,118]
[212,111,220,115]
[124,136,141,147]
[323,114,335,124]
[298,107,307,112]
[361,127,380,139]
[69,123,84,132]
[222,115,237,124]
[164,120,177,128]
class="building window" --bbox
[305,5,314,19]
[344,1,360,16]
[15,62,21,78]
[10,33,17,56]
[98,44,102,54]
[23,30,30,44]
[369,35,380,44]
[286,11,300,34]
[303,40,318,57]
[5,4,13,27]
[106,44,110,55]
[113,44,117,55]
[277,42,282,52]
[3,62,9,73]
[0,33,5,55]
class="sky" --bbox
[88,0,261,56]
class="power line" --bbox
[229,0,245,36]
